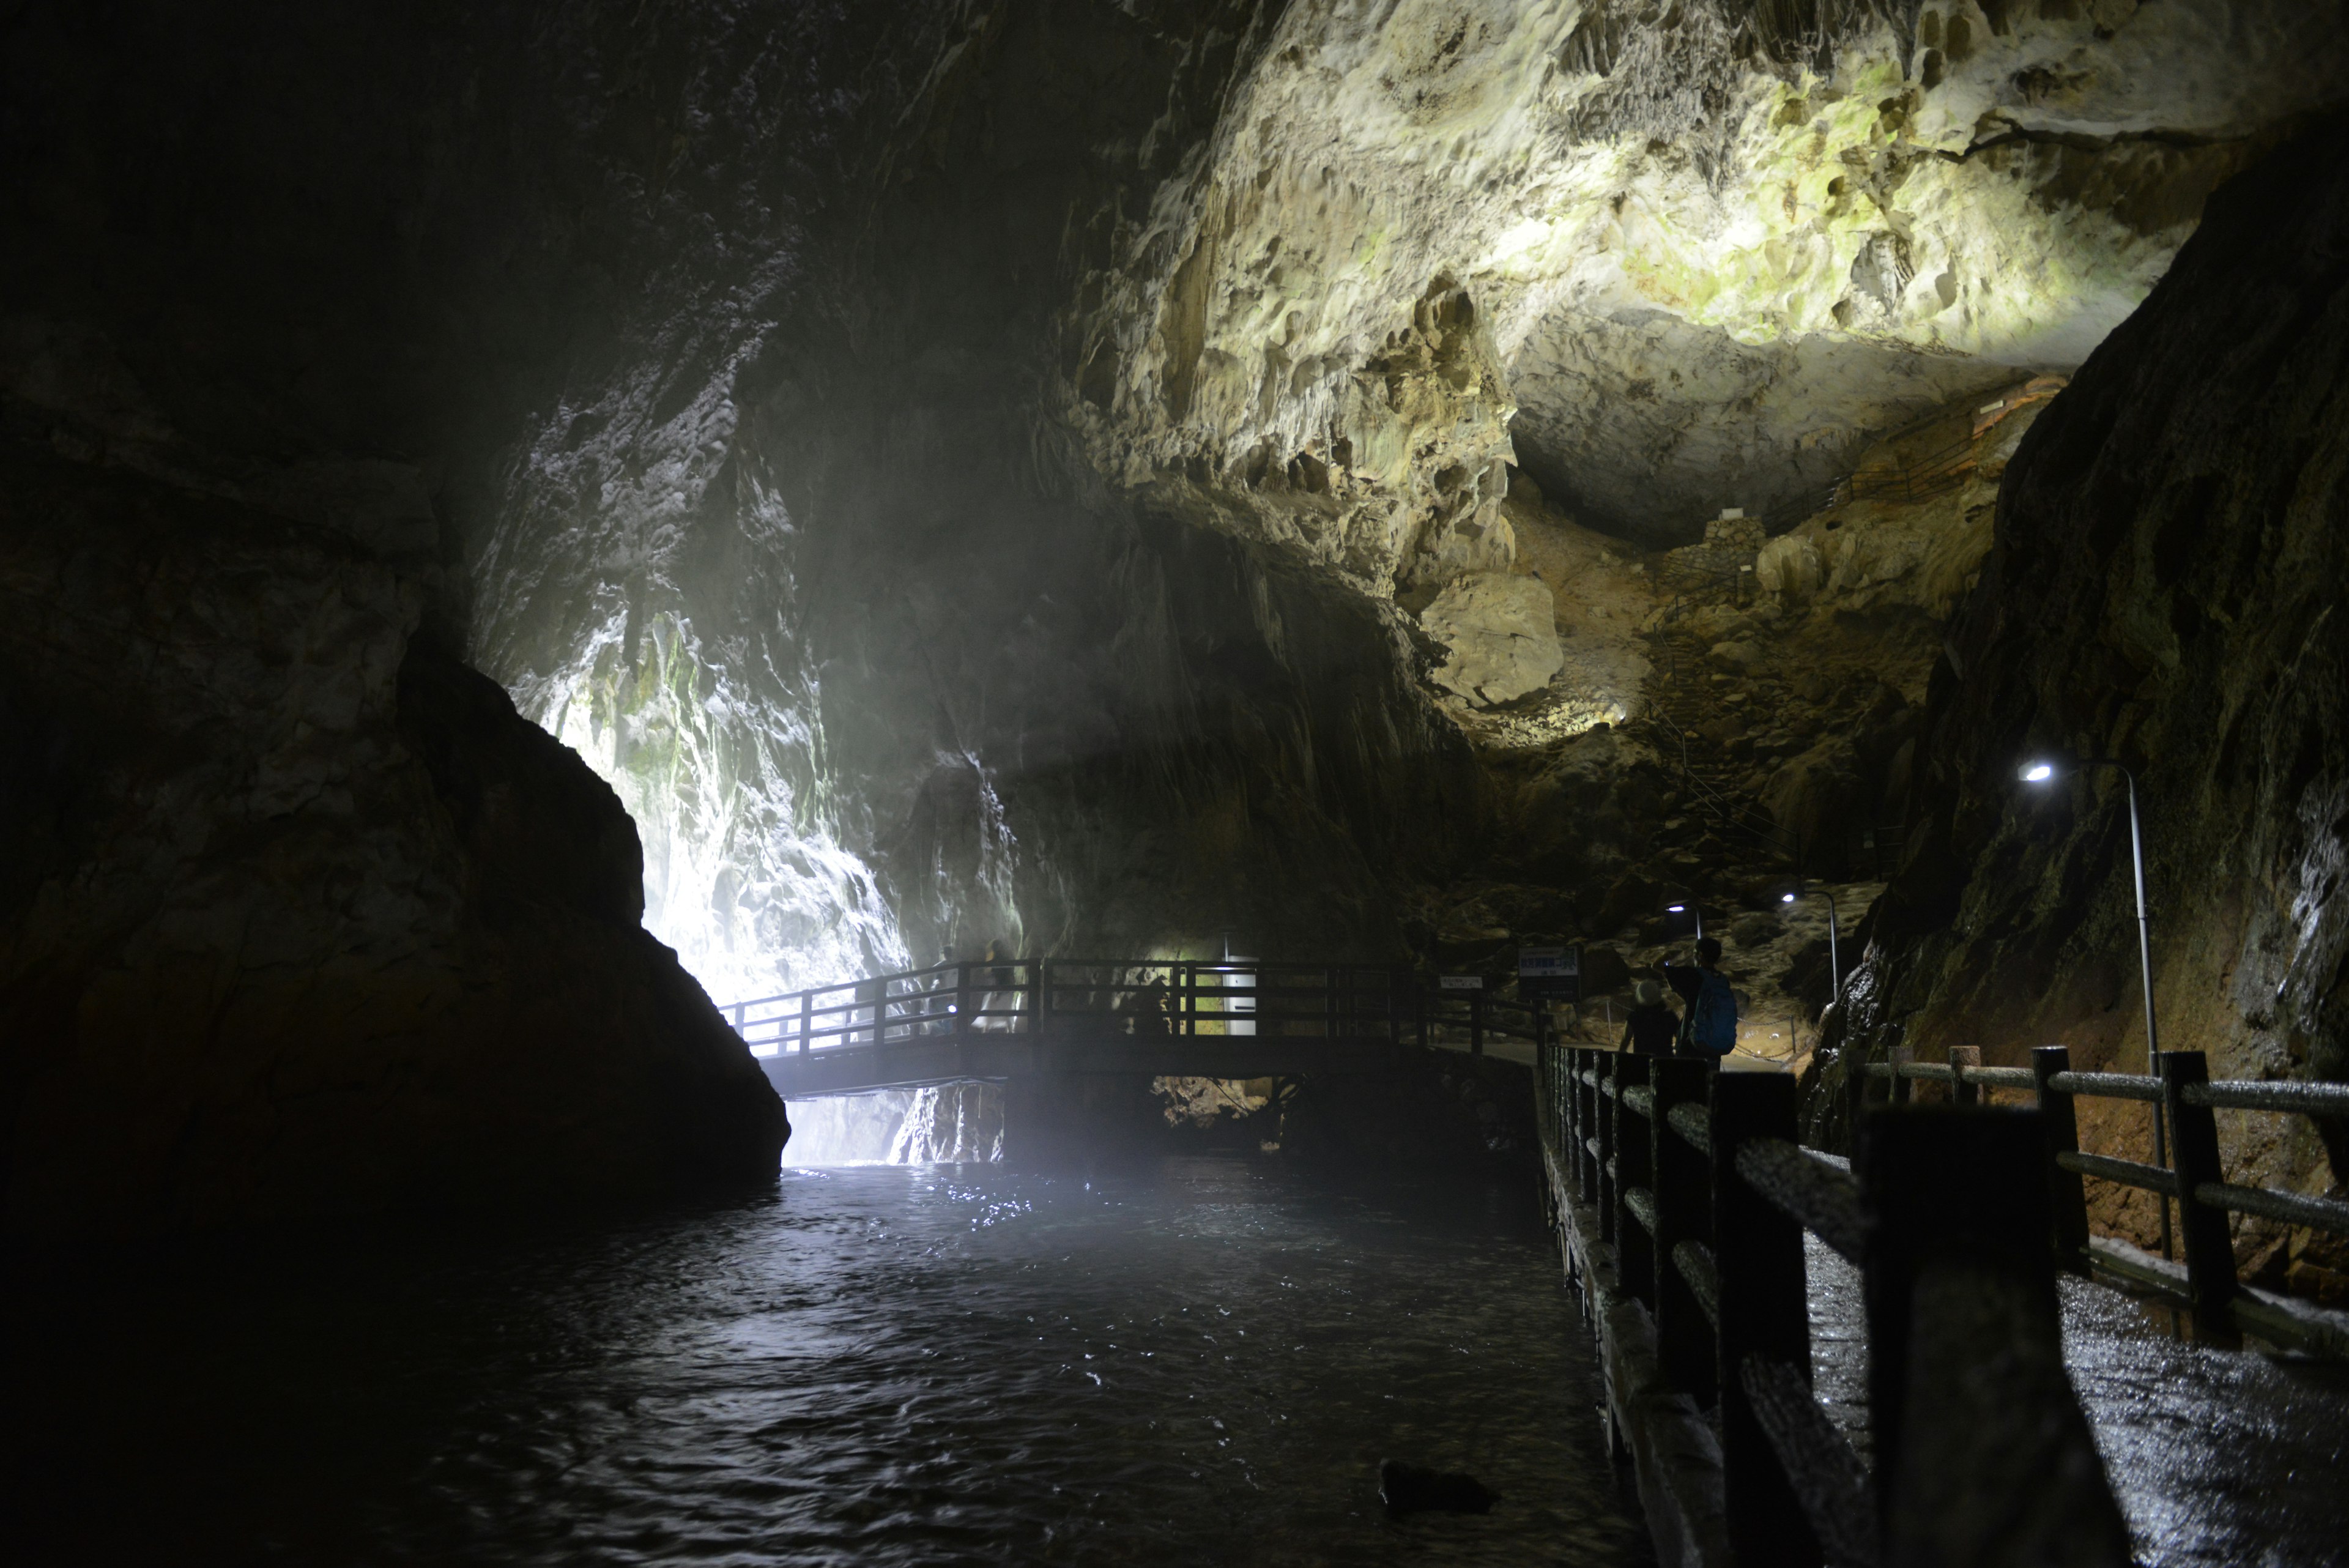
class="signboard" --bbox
[1518,946,1581,1002]
[1438,974,1484,991]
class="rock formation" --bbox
[0,422,784,1235]
[1839,113,2349,1294]
[4,1,2345,1238]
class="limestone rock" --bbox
[0,441,787,1236]
[1422,571,1565,708]
[1853,115,2349,1211]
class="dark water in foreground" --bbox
[3,1157,1652,1566]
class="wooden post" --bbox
[2032,1046,2091,1276]
[1650,1057,1716,1405]
[1614,1053,1655,1308]
[1034,960,1050,1041]
[2159,1051,2241,1345]
[1712,1071,1817,1567]
[1597,1050,1620,1245]
[1844,1035,1872,1138]
[1578,1049,1600,1203]
[1888,1042,1914,1106]
[1858,1109,2131,1565]
[1948,1044,1981,1106]
[954,963,972,1039]
[1562,1047,1579,1195]
[798,990,812,1055]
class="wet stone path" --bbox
[1803,1238,2349,1567]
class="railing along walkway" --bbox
[722,957,1554,1093]
[1537,1042,2349,1567]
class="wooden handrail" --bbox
[1542,1043,2136,1566]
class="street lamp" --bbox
[1664,898,1703,939]
[2019,754,2169,1257]
[1779,886,1840,1001]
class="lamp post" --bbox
[2019,756,2170,1258]
[1664,897,1703,940]
[1779,886,1840,1001]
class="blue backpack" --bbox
[1691,970,1737,1055]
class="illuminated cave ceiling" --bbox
[1067,0,2339,570]
[6,0,2349,1231]
[185,1,2349,991]
[463,0,2339,988]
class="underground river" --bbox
[2,1152,1652,1566]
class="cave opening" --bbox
[6,3,2349,1564]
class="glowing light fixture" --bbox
[1783,883,1842,1002]
[2016,751,2169,1258]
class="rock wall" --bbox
[1841,116,2349,1291]
[0,430,784,1236]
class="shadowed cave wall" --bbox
[1831,116,2349,1290]
[4,1,2346,1235]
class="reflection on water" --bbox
[786,1085,1006,1164]
[2,1157,1650,1566]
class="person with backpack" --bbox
[1663,937,1739,1058]
[1618,979,1680,1056]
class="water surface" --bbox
[4,1157,1650,1566]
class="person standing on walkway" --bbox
[1663,937,1739,1058]
[1618,979,1680,1056]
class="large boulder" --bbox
[0,443,787,1236]
[1421,571,1565,707]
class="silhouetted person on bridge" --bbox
[1122,977,1173,1039]
[1663,937,1737,1057]
[1618,979,1679,1056]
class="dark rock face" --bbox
[0,438,784,1236]
[1846,117,2349,1261]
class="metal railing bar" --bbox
[2181,1079,2349,1118]
[1962,1066,2038,1090]
[2195,1181,2349,1237]
[1735,1138,1865,1263]
[2056,1150,2176,1197]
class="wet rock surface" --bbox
[1842,114,2349,1271]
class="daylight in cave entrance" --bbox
[7,3,2349,1564]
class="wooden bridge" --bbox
[722,958,1554,1097]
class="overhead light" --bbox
[1666,903,1687,913]
[2019,760,2057,784]
[1781,892,1797,904]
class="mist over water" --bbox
[3,1159,1651,1567]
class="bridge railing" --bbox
[721,959,1557,1059]
[1540,1044,2134,1566]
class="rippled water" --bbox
[3,1157,1652,1566]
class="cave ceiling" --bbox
[5,0,2345,1008]
[1072,0,2343,552]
